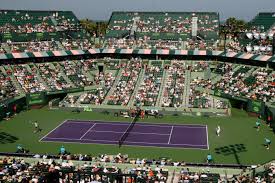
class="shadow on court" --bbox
[215,144,246,165]
[0,132,18,144]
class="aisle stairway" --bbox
[50,63,76,88]
[182,70,191,107]
[128,68,145,107]
[102,68,123,105]
[55,41,65,50]
[156,69,168,107]
[3,65,25,94]
[0,66,7,75]
[27,64,50,90]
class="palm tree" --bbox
[220,17,248,52]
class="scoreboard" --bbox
[26,92,46,105]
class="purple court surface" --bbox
[40,120,209,149]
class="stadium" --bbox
[0,4,275,183]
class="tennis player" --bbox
[33,121,41,133]
[265,138,271,150]
[256,120,261,131]
[216,126,221,136]
[207,154,213,163]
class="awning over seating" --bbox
[0,54,8,59]
[174,49,188,55]
[238,53,254,60]
[33,51,49,58]
[120,49,134,54]
[70,50,85,55]
[156,49,170,55]
[12,52,29,58]
[225,52,238,57]
[102,48,116,54]
[212,51,223,56]
[138,49,152,54]
[52,50,68,57]
[0,49,274,63]
[255,55,272,62]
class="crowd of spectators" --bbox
[0,59,273,109]
[1,38,94,53]
[108,59,142,105]
[189,84,212,108]
[37,62,73,91]
[7,40,60,52]
[225,25,274,55]
[56,61,93,88]
[63,67,117,105]
[0,153,172,183]
[105,38,183,49]
[0,11,79,34]
[5,152,266,182]
[108,12,219,39]
[10,64,47,93]
[0,10,91,55]
[60,94,79,107]
[161,61,186,107]
[135,61,163,107]
[0,70,19,102]
[78,90,106,105]
[104,37,217,50]
[0,156,122,182]
[178,168,221,182]
[190,77,229,109]
[232,163,275,182]
[61,38,94,50]
[213,65,275,102]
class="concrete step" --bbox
[0,66,7,75]
[51,62,76,88]
[4,65,25,94]
[182,70,191,107]
[156,69,167,107]
[128,68,145,107]
[28,64,50,90]
[102,68,123,105]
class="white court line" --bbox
[39,119,68,142]
[173,125,207,129]
[80,123,96,139]
[90,130,170,136]
[67,121,204,129]
[65,119,207,128]
[167,126,174,144]
[41,139,208,150]
[44,137,117,143]
[43,137,208,147]
[206,125,209,150]
[42,119,208,149]
[124,141,207,147]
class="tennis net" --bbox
[118,115,137,147]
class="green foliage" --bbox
[220,17,248,37]
[80,19,108,36]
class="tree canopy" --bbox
[80,19,108,36]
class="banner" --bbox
[26,92,46,105]
[247,100,263,114]
[83,106,93,112]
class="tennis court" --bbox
[40,119,209,149]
